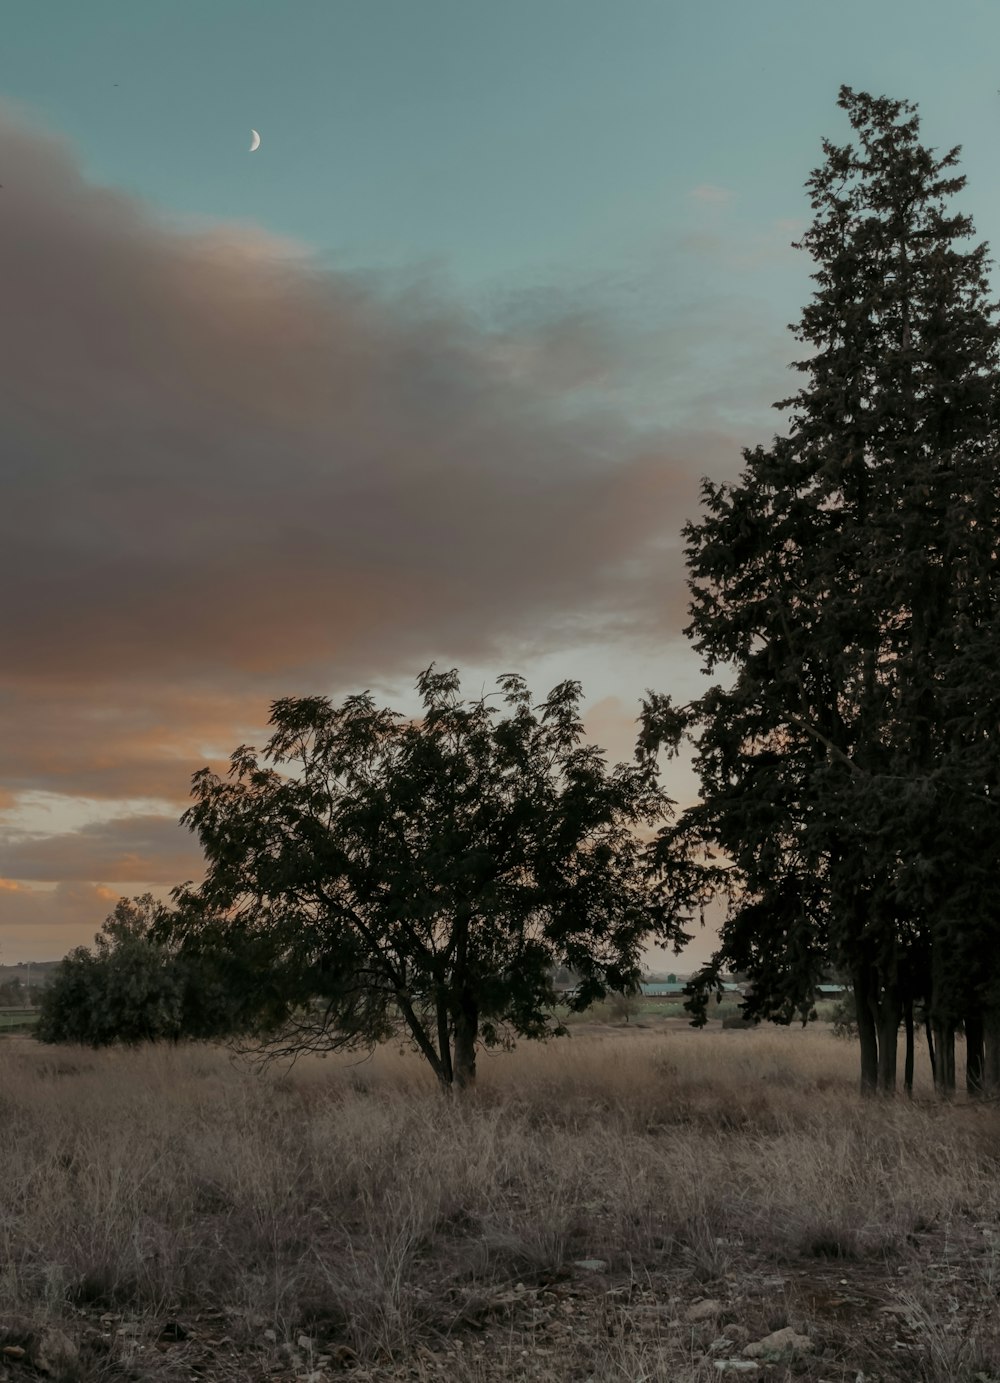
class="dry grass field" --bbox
[3,1021,1000,1382]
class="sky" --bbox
[2,0,999,966]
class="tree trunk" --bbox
[932,1019,956,1096]
[854,970,878,1097]
[903,994,914,1098]
[395,987,448,1087]
[965,1011,985,1097]
[876,988,901,1095]
[452,994,479,1092]
[435,992,453,1089]
[924,1011,936,1086]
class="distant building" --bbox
[640,980,744,998]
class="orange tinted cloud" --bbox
[0,106,787,960]
[0,106,712,698]
[0,685,268,804]
[0,881,160,962]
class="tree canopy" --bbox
[645,86,1000,1095]
[171,665,698,1089]
[35,894,243,1048]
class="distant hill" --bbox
[0,961,61,989]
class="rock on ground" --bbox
[743,1326,814,1359]
[685,1298,723,1322]
[29,1328,79,1376]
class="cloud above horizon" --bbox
[0,106,783,956]
[0,110,706,697]
[0,814,202,886]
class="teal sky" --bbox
[2,0,1000,964]
[6,0,1000,306]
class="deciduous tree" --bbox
[173,666,697,1090]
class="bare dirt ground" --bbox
[2,1022,999,1383]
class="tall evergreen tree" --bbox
[644,87,1000,1095]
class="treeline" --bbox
[38,672,701,1087]
[39,86,1000,1098]
[36,896,277,1048]
[654,87,1000,1097]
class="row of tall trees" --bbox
[645,87,1000,1095]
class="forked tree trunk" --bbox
[965,1011,985,1097]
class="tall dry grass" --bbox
[2,1025,999,1379]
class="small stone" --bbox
[743,1327,814,1360]
[744,1276,786,1296]
[29,1329,79,1375]
[723,1323,750,1343]
[297,1333,314,1350]
[573,1258,609,1272]
[715,1361,760,1374]
[686,1298,723,1322]
[263,1329,277,1343]
[1,1347,25,1361]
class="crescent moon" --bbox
[249,129,261,153]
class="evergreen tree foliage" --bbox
[644,87,1000,1094]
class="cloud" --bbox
[0,813,202,885]
[0,881,138,962]
[0,107,793,958]
[0,107,702,699]
[687,184,736,205]
[675,216,810,275]
[583,696,642,767]
[0,107,764,794]
[0,685,268,805]
[0,877,31,893]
